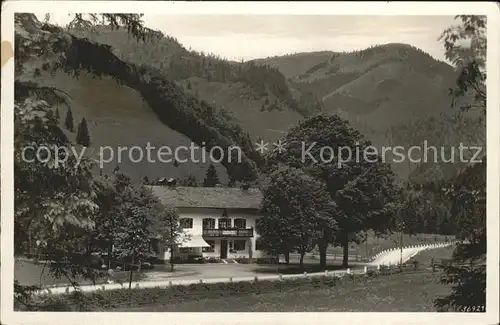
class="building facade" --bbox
[148,185,268,261]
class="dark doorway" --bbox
[220,240,228,259]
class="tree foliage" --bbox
[434,15,487,311]
[76,117,91,147]
[440,15,486,114]
[64,107,74,132]
[73,25,303,116]
[265,114,398,267]
[203,164,220,187]
[179,173,198,187]
[16,13,260,183]
[257,166,337,269]
[435,160,486,311]
[13,13,177,309]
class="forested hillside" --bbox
[26,19,485,183]
[18,15,262,184]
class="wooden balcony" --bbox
[202,227,254,237]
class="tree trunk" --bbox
[128,254,134,289]
[128,268,133,289]
[299,252,305,271]
[342,233,349,268]
[285,251,290,265]
[318,239,327,269]
[107,241,113,269]
[170,245,175,272]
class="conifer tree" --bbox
[203,164,220,187]
[65,107,74,132]
[76,117,91,147]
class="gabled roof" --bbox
[147,186,263,209]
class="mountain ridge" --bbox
[20,19,484,183]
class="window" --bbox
[234,240,246,251]
[218,218,231,229]
[179,247,194,253]
[202,218,216,229]
[179,218,193,229]
[203,240,215,253]
[234,218,246,229]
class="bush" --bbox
[366,270,377,277]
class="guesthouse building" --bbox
[148,185,267,262]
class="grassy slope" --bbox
[260,44,485,180]
[254,51,335,79]
[180,77,302,141]
[73,28,304,143]
[41,25,483,182]
[23,70,229,184]
[120,272,451,312]
[267,43,456,127]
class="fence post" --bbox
[279,274,283,281]
[102,285,106,291]
[346,268,351,275]
[135,283,139,289]
[254,276,259,282]
[364,266,367,274]
[65,287,69,295]
[229,277,233,283]
[377,264,380,271]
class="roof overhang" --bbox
[178,235,210,248]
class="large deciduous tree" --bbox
[153,206,182,272]
[266,114,398,268]
[258,165,337,270]
[14,13,154,310]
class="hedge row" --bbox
[92,275,342,309]
[26,274,351,311]
[21,267,435,311]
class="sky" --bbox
[38,14,457,62]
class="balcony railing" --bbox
[202,227,254,237]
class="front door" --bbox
[220,240,228,259]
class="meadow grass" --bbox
[119,271,451,312]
